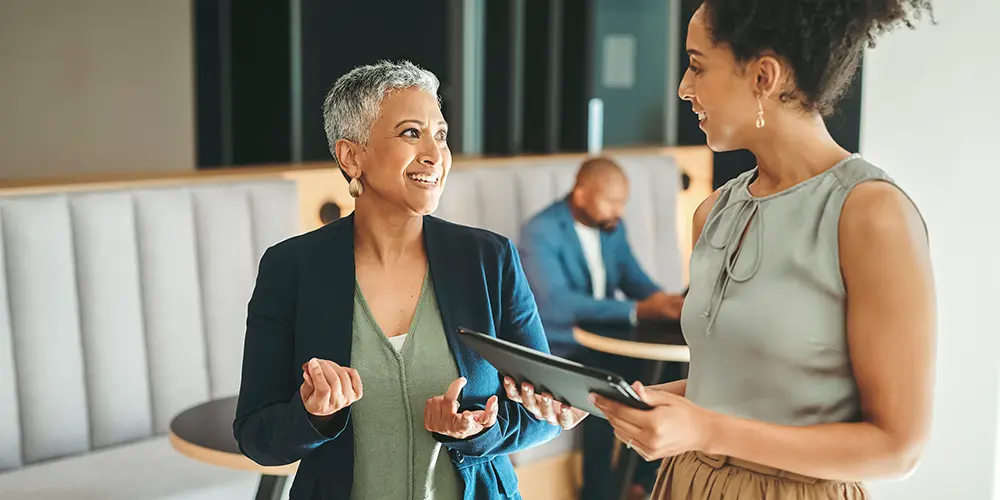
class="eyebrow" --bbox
[394,119,448,129]
[687,48,706,58]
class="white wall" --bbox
[860,1,1000,499]
[0,0,195,180]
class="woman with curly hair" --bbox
[586,1,938,498]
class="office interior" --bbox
[0,1,996,499]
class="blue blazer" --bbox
[518,199,661,356]
[233,214,561,500]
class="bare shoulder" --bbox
[692,188,723,243]
[840,180,927,250]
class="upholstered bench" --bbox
[0,180,298,499]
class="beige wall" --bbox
[0,0,195,180]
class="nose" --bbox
[678,70,694,101]
[417,135,443,167]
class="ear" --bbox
[570,185,586,206]
[335,139,363,179]
[753,54,784,99]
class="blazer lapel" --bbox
[599,229,618,297]
[423,216,473,381]
[556,202,593,294]
[304,213,356,368]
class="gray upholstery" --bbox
[0,179,298,498]
[436,152,686,293]
[0,436,266,500]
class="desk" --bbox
[573,321,689,500]
[169,396,298,500]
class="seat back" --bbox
[434,152,685,292]
[0,179,298,471]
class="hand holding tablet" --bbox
[502,376,589,429]
[456,328,653,420]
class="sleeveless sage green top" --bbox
[681,154,918,426]
[350,271,463,500]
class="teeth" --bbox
[407,173,439,184]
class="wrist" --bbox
[700,408,727,455]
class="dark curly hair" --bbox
[701,0,934,115]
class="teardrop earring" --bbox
[755,94,766,129]
[348,177,364,198]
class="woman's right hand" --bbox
[503,377,588,429]
[300,358,363,416]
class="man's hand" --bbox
[636,292,685,320]
[300,358,363,416]
[425,377,499,440]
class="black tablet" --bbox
[456,327,652,420]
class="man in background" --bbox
[518,156,684,499]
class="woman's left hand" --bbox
[591,381,714,461]
[425,377,499,440]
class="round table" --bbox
[573,320,690,500]
[169,396,298,500]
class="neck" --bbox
[746,111,852,194]
[352,195,425,266]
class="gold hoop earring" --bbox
[756,95,765,129]
[348,177,364,198]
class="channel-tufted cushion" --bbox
[0,180,297,484]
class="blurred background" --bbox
[0,1,996,500]
[0,0,863,185]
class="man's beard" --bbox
[578,209,618,232]
[569,196,618,232]
[596,218,619,232]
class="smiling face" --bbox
[337,87,451,216]
[677,5,763,152]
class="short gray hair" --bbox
[322,60,440,166]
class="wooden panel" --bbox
[279,168,350,233]
[515,451,581,500]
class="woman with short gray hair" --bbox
[233,60,583,500]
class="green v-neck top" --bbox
[349,272,463,500]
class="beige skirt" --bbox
[650,451,869,500]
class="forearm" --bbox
[558,293,634,324]
[650,379,686,396]
[705,412,920,481]
[437,402,561,457]
[234,393,342,466]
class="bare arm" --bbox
[702,181,936,480]
[649,189,720,398]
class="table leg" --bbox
[612,359,666,500]
[255,474,287,500]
